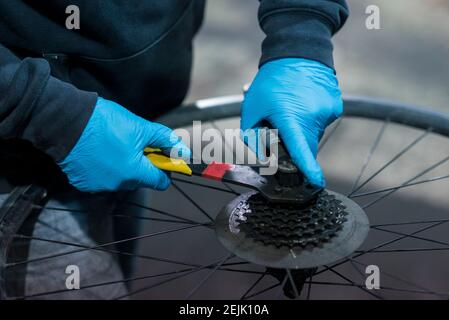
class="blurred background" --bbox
[187,0,449,113]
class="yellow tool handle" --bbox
[144,147,192,176]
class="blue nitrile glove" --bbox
[241,58,343,188]
[58,97,191,192]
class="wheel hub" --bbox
[215,190,369,269]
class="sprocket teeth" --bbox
[238,191,348,249]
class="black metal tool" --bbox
[145,133,321,204]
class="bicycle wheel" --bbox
[2,95,449,300]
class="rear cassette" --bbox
[239,191,348,249]
[215,190,370,269]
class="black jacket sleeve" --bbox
[0,44,97,162]
[258,0,349,69]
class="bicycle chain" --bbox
[237,191,348,249]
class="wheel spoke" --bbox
[240,271,267,300]
[114,256,232,300]
[350,173,449,199]
[306,274,313,300]
[7,224,207,268]
[221,261,249,266]
[217,268,264,275]
[244,282,281,300]
[348,257,368,281]
[349,259,448,298]
[349,130,429,195]
[14,232,262,278]
[314,220,447,277]
[112,213,197,225]
[185,253,234,299]
[355,221,447,259]
[372,218,449,228]
[362,155,449,209]
[172,182,214,222]
[36,219,81,244]
[18,267,197,299]
[274,274,289,299]
[39,205,199,225]
[358,247,449,253]
[372,226,449,247]
[318,118,342,152]
[123,201,203,225]
[323,265,383,299]
[286,269,300,299]
[309,281,449,296]
[11,233,259,275]
[350,120,389,194]
[172,177,239,195]
[18,264,263,299]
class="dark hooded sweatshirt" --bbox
[0,0,348,187]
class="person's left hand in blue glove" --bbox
[241,58,343,188]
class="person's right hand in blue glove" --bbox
[241,58,343,188]
[58,97,191,192]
